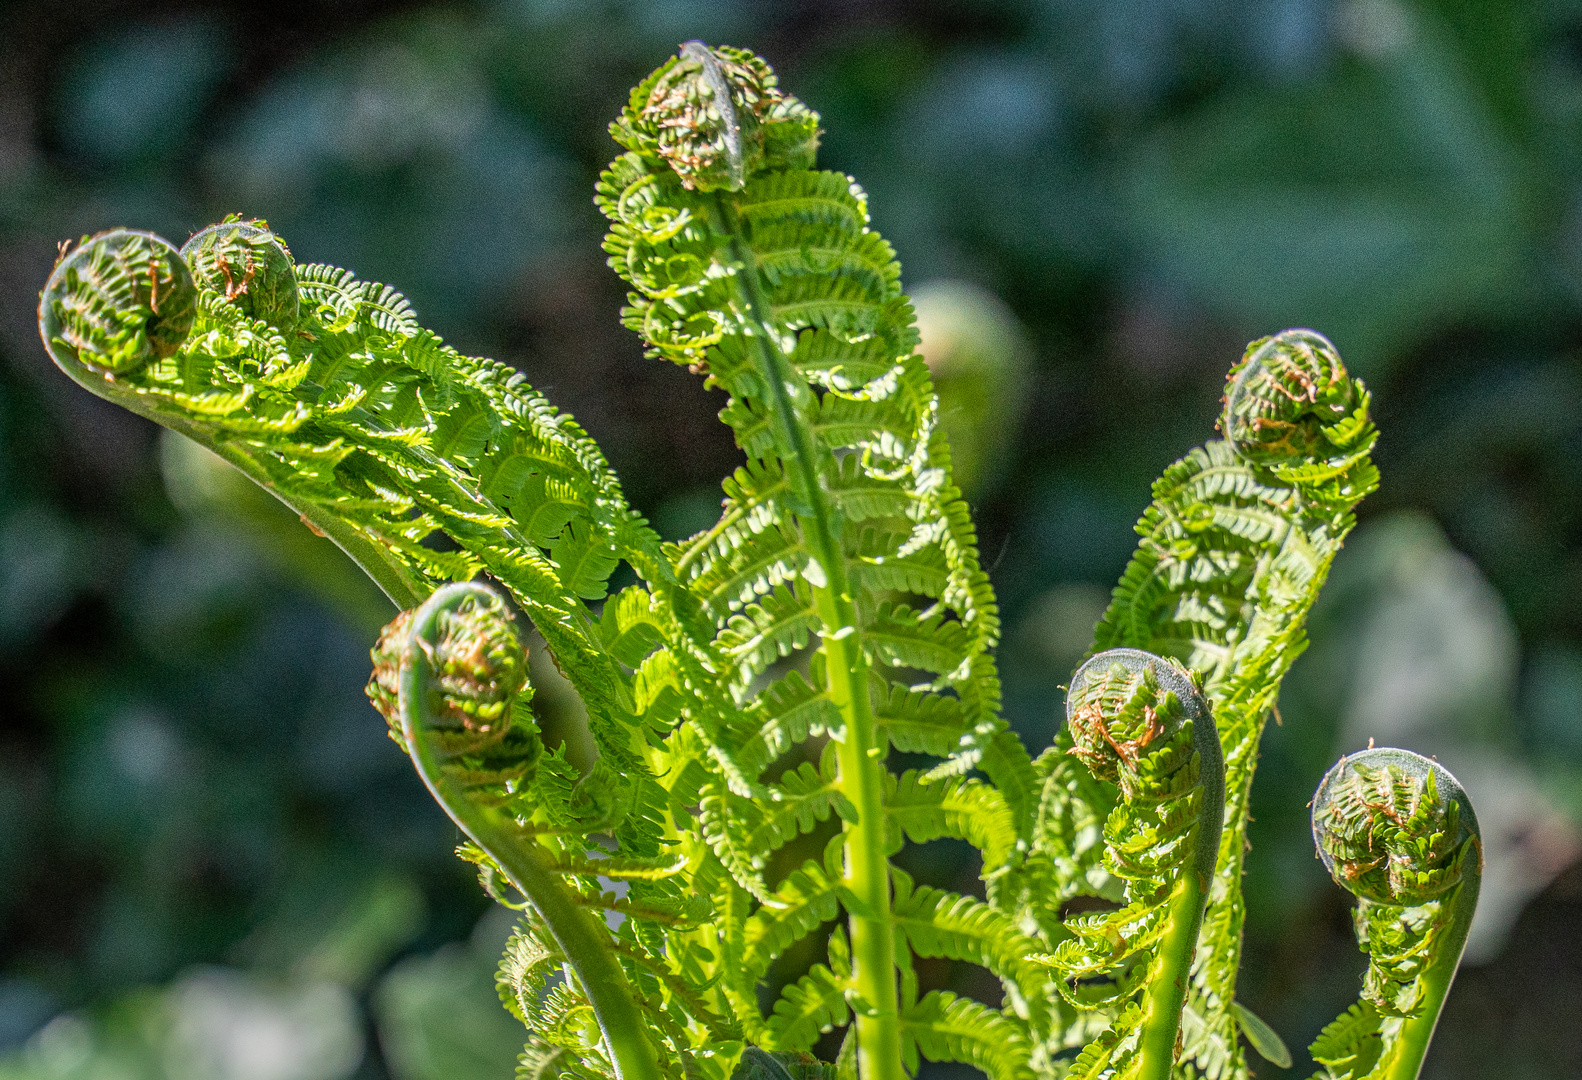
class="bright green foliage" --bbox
[596,40,1034,1080]
[1306,750,1482,1080]
[34,38,1481,1080]
[181,216,301,328]
[372,583,686,1080]
[1314,757,1467,909]
[39,215,666,770]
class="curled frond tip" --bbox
[181,217,299,329]
[1220,328,1361,464]
[38,229,198,376]
[367,583,529,752]
[1311,748,1479,906]
[1064,647,1206,786]
[612,40,818,191]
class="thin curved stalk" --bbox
[46,340,424,609]
[1381,871,1479,1080]
[1129,680,1223,1080]
[1128,869,1207,1078]
[397,583,664,1080]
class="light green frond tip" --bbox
[181,216,300,328]
[40,229,198,374]
[613,41,819,191]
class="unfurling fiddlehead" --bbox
[368,582,665,1080]
[1042,649,1223,1080]
[1307,750,1481,1080]
[601,41,1032,1080]
[180,216,301,329]
[1220,330,1364,473]
[40,229,198,375]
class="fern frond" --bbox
[1304,750,1483,1080]
[597,42,1030,1077]
[1307,1002,1383,1079]
[741,857,844,981]
[763,964,852,1051]
[517,1043,572,1080]
[705,747,853,879]
[889,871,1047,1023]
[716,582,822,690]
[900,991,1033,1080]
[870,682,965,758]
[1033,650,1224,1080]
[38,47,1417,1080]
[730,670,843,778]
[885,772,1015,871]
[1051,330,1379,1078]
[40,226,677,784]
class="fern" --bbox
[1032,650,1223,1079]
[596,42,1034,1080]
[1001,329,1382,1079]
[1305,750,1482,1080]
[35,39,1477,1080]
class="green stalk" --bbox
[821,594,902,1080]
[1126,714,1223,1080]
[721,215,905,1080]
[1126,865,1206,1079]
[397,584,665,1080]
[1381,871,1481,1080]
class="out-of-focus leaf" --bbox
[1127,5,1533,375]
[1232,1000,1292,1069]
[914,280,1032,498]
[160,432,391,635]
[373,931,523,1080]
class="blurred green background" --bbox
[1,1,1580,1077]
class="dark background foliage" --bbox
[1,1,1579,1078]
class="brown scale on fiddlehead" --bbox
[181,217,300,329]
[1065,648,1204,797]
[627,41,783,191]
[38,229,198,375]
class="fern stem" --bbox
[719,211,905,1080]
[822,596,903,1080]
[1311,749,1482,1080]
[397,584,664,1080]
[1381,873,1479,1080]
[1126,869,1205,1080]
